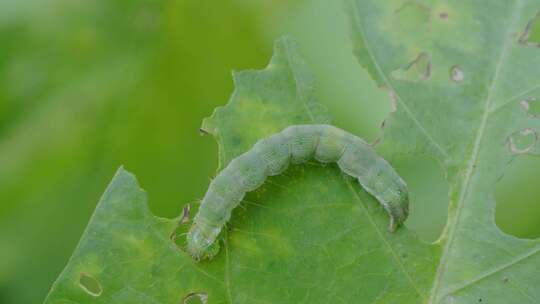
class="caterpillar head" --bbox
[186,226,220,261]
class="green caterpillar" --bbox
[187,124,409,260]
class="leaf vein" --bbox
[444,243,540,297]
[345,180,426,301]
[428,1,524,302]
[350,1,448,158]
[490,82,540,113]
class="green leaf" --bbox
[46,0,540,300]
[44,37,439,303]
[349,0,540,303]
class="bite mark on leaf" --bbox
[79,272,102,297]
[391,52,431,82]
[518,11,540,47]
[507,128,538,154]
[520,97,540,118]
[182,292,208,304]
[170,203,193,245]
[450,65,465,83]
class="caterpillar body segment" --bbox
[187,124,409,260]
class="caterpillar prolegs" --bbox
[187,124,409,260]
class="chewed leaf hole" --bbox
[171,203,196,248]
[79,273,102,297]
[391,155,449,242]
[391,52,431,82]
[520,98,540,118]
[496,155,540,238]
[519,12,540,47]
[182,292,208,304]
[450,65,465,83]
[507,128,538,154]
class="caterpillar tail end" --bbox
[387,218,397,232]
[387,206,408,232]
[386,190,409,232]
[387,215,408,232]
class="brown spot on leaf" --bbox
[181,204,191,224]
[199,128,209,135]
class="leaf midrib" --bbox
[427,1,524,302]
[350,0,528,302]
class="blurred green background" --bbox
[0,1,538,303]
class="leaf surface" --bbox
[46,1,540,301]
[349,0,540,303]
[45,37,439,304]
